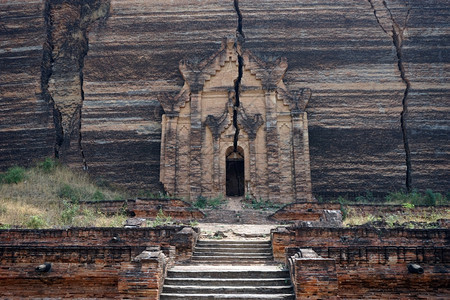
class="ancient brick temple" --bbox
[159,38,312,203]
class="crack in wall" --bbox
[368,0,412,192]
[41,0,63,159]
[41,0,109,169]
[233,0,244,153]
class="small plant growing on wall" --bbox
[193,194,227,209]
[150,209,173,227]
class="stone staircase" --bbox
[191,240,274,264]
[160,240,294,299]
[202,209,277,224]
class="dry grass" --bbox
[0,161,127,229]
[344,206,450,228]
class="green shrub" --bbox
[340,203,348,221]
[151,209,173,227]
[26,215,47,229]
[355,191,375,203]
[208,194,225,209]
[61,200,80,225]
[385,190,446,206]
[385,214,398,227]
[336,196,348,204]
[243,197,280,210]
[193,196,208,209]
[58,184,80,202]
[402,202,415,209]
[1,166,26,184]
[424,189,437,206]
[36,158,57,173]
[193,195,227,209]
[92,190,105,201]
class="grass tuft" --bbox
[0,158,128,228]
[0,166,26,184]
[193,194,227,209]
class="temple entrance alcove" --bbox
[226,147,245,197]
[158,37,313,203]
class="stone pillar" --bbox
[302,112,313,201]
[189,92,202,199]
[247,139,257,195]
[291,111,312,201]
[264,91,280,201]
[212,139,221,191]
[288,249,338,299]
[174,123,190,197]
[161,114,178,195]
[118,247,168,299]
[278,122,293,202]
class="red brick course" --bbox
[0,227,197,298]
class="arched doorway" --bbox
[226,147,245,196]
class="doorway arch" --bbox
[226,146,245,196]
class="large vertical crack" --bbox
[41,0,109,169]
[41,0,63,159]
[368,0,412,192]
[233,0,245,153]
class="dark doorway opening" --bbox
[226,150,245,196]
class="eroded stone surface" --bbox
[0,0,448,197]
[159,38,312,203]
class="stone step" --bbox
[167,269,290,279]
[164,278,291,287]
[160,293,295,300]
[197,243,271,248]
[191,255,272,261]
[162,285,294,294]
[194,247,272,253]
[188,261,274,265]
[193,251,272,256]
[197,240,270,245]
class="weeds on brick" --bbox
[193,194,226,209]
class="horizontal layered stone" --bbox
[0,0,448,197]
[81,0,236,191]
[0,0,54,169]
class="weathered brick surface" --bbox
[0,228,191,299]
[288,249,338,299]
[272,227,449,261]
[269,202,341,222]
[287,247,449,299]
[158,38,312,202]
[79,198,205,220]
[118,247,169,299]
[0,226,198,259]
[0,262,120,298]
[0,246,170,299]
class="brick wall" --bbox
[281,228,450,299]
[0,226,198,259]
[0,245,172,299]
[272,227,449,261]
[269,202,341,222]
[79,198,205,220]
[0,227,194,298]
